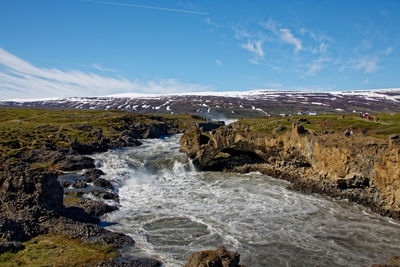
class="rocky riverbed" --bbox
[0,109,231,266]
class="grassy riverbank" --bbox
[235,113,400,139]
[0,108,204,160]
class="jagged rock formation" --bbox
[180,122,400,219]
[185,246,244,267]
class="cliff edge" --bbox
[180,114,400,219]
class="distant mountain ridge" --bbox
[1,88,399,119]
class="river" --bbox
[92,134,400,267]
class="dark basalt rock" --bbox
[294,123,308,134]
[58,155,95,171]
[61,181,71,188]
[185,246,244,267]
[98,256,162,267]
[337,175,370,190]
[0,166,64,218]
[61,206,100,225]
[92,190,119,202]
[273,124,286,133]
[70,138,109,154]
[83,168,105,182]
[72,180,88,188]
[0,217,43,242]
[197,121,225,131]
[43,217,134,249]
[93,178,113,190]
[0,241,25,254]
[0,165,63,241]
[298,117,311,124]
[390,134,399,140]
[63,198,118,218]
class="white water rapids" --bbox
[92,134,400,266]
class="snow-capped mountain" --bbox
[1,89,399,118]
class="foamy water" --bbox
[92,135,400,266]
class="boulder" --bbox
[298,117,311,124]
[99,256,162,267]
[70,139,109,154]
[63,198,118,218]
[273,125,286,133]
[83,168,105,182]
[58,155,95,171]
[92,190,119,202]
[43,217,134,249]
[0,241,25,254]
[61,180,72,188]
[93,178,113,190]
[0,166,64,219]
[389,134,399,140]
[72,180,87,189]
[185,246,244,267]
[197,121,225,131]
[294,123,308,134]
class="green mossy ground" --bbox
[235,113,400,139]
[0,234,117,266]
[0,108,204,161]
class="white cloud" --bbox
[240,40,265,64]
[300,27,331,42]
[341,56,379,74]
[353,57,379,73]
[215,59,223,66]
[384,46,393,55]
[91,63,117,73]
[260,18,303,52]
[233,27,252,40]
[0,48,213,100]
[305,57,331,76]
[279,28,303,52]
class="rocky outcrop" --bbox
[0,241,25,254]
[99,256,162,267]
[371,256,400,267]
[185,246,244,267]
[0,163,134,253]
[180,123,400,219]
[58,155,96,171]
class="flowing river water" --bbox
[92,134,400,267]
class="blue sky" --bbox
[0,0,399,99]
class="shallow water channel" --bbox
[90,134,400,266]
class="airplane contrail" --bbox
[80,0,209,15]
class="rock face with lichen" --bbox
[185,246,244,267]
[0,164,63,241]
[180,122,400,219]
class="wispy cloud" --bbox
[91,63,117,73]
[215,59,223,66]
[0,48,212,100]
[341,56,379,74]
[384,46,393,55]
[81,0,209,15]
[300,27,331,42]
[240,40,265,64]
[261,18,303,52]
[279,28,303,52]
[305,57,331,76]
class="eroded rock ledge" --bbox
[0,110,224,265]
[180,121,400,219]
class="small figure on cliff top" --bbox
[18,120,21,125]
